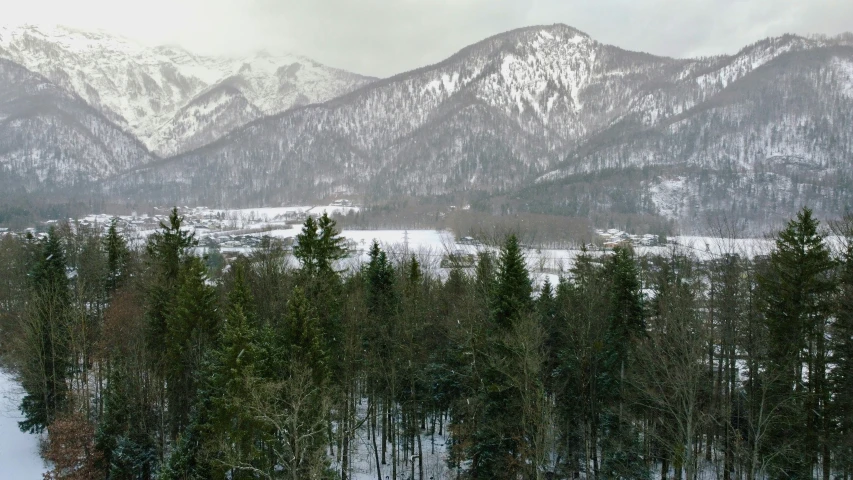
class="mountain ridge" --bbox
[0,24,376,155]
[2,23,853,232]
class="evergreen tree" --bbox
[599,246,646,478]
[19,227,70,433]
[164,256,220,440]
[104,217,130,293]
[95,364,157,480]
[365,240,396,321]
[145,207,197,366]
[263,287,333,478]
[293,213,346,372]
[603,246,644,390]
[832,239,853,477]
[830,240,853,474]
[491,234,532,331]
[282,287,329,385]
[294,212,346,276]
[160,393,214,480]
[759,207,835,478]
[468,234,534,479]
[552,248,611,478]
[293,215,320,275]
[206,264,264,479]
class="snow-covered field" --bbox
[0,369,47,478]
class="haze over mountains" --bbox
[1,23,852,231]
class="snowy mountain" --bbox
[0,58,155,197]
[2,23,852,230]
[113,25,679,201]
[109,25,853,229]
[0,25,375,155]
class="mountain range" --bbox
[1,23,852,231]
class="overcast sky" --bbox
[4,0,852,77]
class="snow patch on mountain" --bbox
[833,57,853,98]
[649,177,688,219]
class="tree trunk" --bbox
[341,387,350,480]
[372,399,382,480]
[417,426,424,480]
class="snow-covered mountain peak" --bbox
[0,24,376,155]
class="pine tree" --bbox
[759,207,835,478]
[366,240,396,321]
[293,213,346,370]
[19,227,71,433]
[164,256,220,440]
[603,246,644,387]
[832,237,853,476]
[294,212,346,276]
[258,286,333,478]
[206,264,264,479]
[95,364,157,480]
[145,207,197,366]
[282,287,329,385]
[293,215,320,275]
[491,234,532,331]
[599,246,646,479]
[104,217,130,293]
[317,212,347,274]
[469,234,534,479]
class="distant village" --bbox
[595,228,661,248]
[1,203,666,273]
[0,202,361,254]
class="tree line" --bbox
[1,207,852,479]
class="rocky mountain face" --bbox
[0,25,375,156]
[1,24,852,231]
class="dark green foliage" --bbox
[491,234,531,331]
[282,287,329,386]
[603,246,644,385]
[759,207,835,479]
[293,213,346,375]
[160,397,214,480]
[466,234,535,479]
[145,207,197,365]
[365,240,396,320]
[164,256,220,440]
[95,365,157,479]
[104,217,130,292]
[6,207,853,480]
[551,248,611,477]
[761,207,834,374]
[833,239,853,475]
[293,212,346,276]
[205,265,265,479]
[19,227,70,433]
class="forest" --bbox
[1,207,852,480]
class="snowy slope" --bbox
[0,369,48,478]
[0,24,375,155]
[111,25,687,203]
[0,58,156,194]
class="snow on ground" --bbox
[0,369,48,478]
[333,398,452,480]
